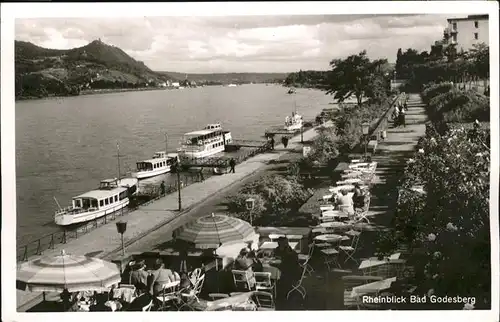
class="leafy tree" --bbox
[469,43,490,80]
[325,50,387,106]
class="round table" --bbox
[314,234,345,243]
[319,222,351,229]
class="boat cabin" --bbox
[136,155,177,171]
[71,187,128,211]
[99,179,119,190]
[183,124,231,146]
[205,123,222,130]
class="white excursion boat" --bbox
[54,178,137,226]
[284,111,304,131]
[132,151,179,179]
[178,123,233,159]
[227,84,237,87]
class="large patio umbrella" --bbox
[17,250,121,293]
[173,213,256,249]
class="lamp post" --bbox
[115,221,127,256]
[245,198,255,226]
[362,122,370,157]
[172,160,182,211]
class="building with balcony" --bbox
[443,15,489,51]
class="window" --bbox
[105,199,109,205]
[100,200,104,207]
[452,22,457,30]
[474,21,479,28]
[474,32,478,40]
[114,195,118,202]
[452,34,457,42]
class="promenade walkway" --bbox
[16,123,330,310]
[302,94,428,309]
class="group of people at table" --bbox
[66,258,186,311]
[65,236,302,311]
[324,158,376,218]
[229,236,302,305]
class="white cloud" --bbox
[15,14,451,73]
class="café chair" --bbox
[254,272,275,296]
[232,269,255,291]
[142,300,154,312]
[252,291,276,311]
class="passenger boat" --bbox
[132,151,179,179]
[284,111,303,131]
[228,84,237,87]
[178,123,233,159]
[54,178,137,226]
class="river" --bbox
[15,84,335,246]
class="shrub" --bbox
[226,193,267,223]
[376,121,491,307]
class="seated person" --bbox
[89,293,112,312]
[352,183,365,209]
[233,248,256,289]
[148,259,181,296]
[129,260,148,287]
[233,248,254,270]
[120,261,135,285]
[336,190,354,214]
[247,250,263,272]
[128,283,154,311]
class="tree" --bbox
[469,43,489,80]
[325,50,387,106]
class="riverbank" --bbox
[16,87,178,101]
[16,122,330,311]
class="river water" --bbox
[15,84,334,245]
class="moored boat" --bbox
[178,123,233,159]
[54,178,132,226]
[284,111,303,131]
[132,151,178,179]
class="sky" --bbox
[15,14,452,73]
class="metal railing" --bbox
[16,143,276,263]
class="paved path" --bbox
[302,94,428,309]
[17,122,330,310]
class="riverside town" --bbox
[7,10,494,314]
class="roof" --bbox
[184,129,218,136]
[74,187,127,200]
[448,14,488,22]
[138,156,176,164]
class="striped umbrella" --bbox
[173,213,256,249]
[16,250,121,293]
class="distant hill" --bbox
[158,71,288,85]
[15,40,171,99]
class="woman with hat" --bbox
[129,260,148,287]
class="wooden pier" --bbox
[180,140,272,168]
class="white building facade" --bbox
[444,15,489,51]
